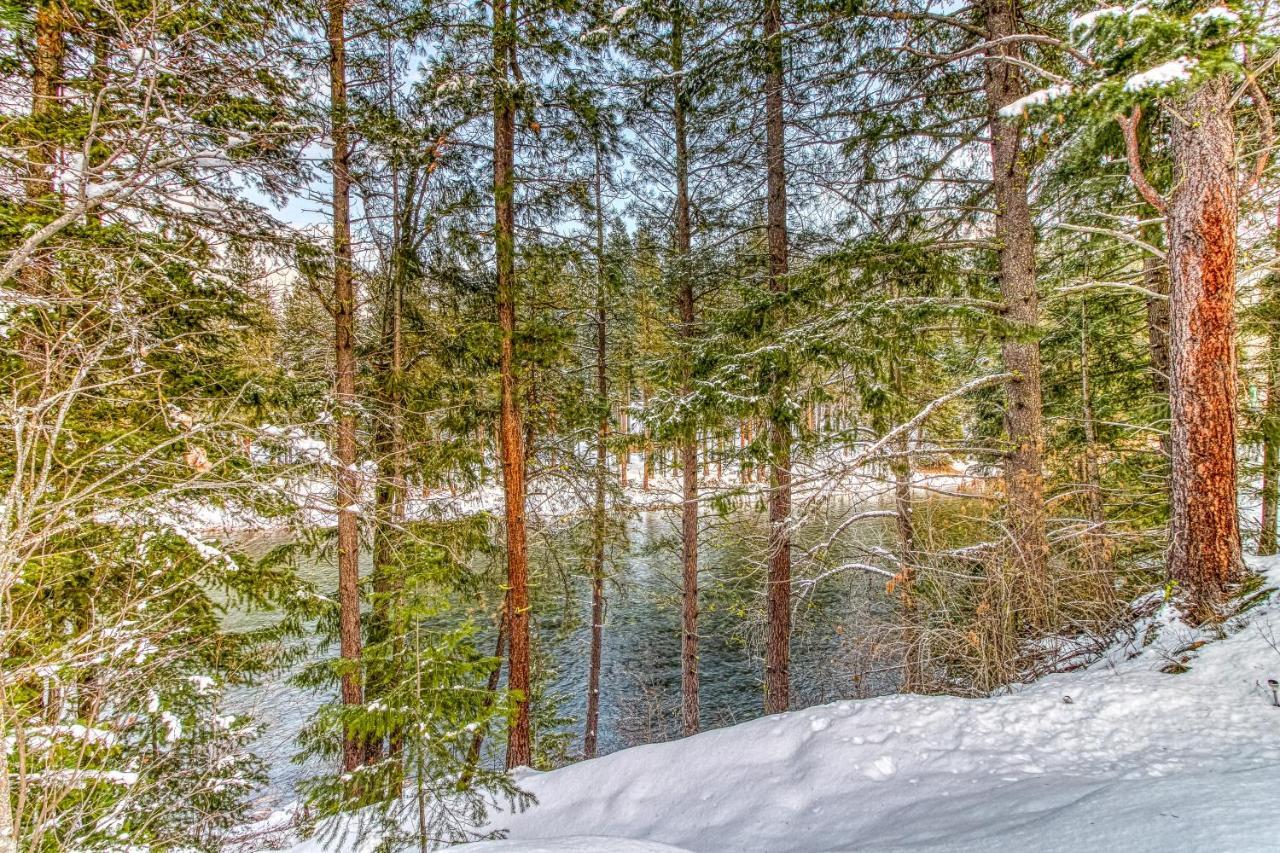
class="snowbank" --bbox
[455,559,1280,852]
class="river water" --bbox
[227,496,911,810]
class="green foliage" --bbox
[294,517,530,850]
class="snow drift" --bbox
[455,559,1280,853]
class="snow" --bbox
[998,85,1073,118]
[185,432,971,535]
[472,841,687,853]
[1192,6,1241,28]
[166,523,239,572]
[160,711,183,743]
[1069,6,1125,33]
[441,557,1280,853]
[187,674,217,693]
[29,769,140,786]
[1071,4,1157,37]
[1124,57,1197,92]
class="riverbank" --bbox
[273,556,1280,852]
[180,441,987,535]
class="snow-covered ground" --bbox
[442,559,1280,853]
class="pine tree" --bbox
[324,0,367,774]
[1028,1,1276,614]
[2,1,309,846]
[760,0,794,715]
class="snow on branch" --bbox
[1123,57,1197,93]
[998,85,1073,118]
[1191,7,1241,30]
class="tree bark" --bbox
[28,0,64,208]
[493,0,532,769]
[16,0,66,378]
[1167,76,1245,612]
[982,0,1049,622]
[585,142,608,760]
[762,0,792,715]
[328,0,364,774]
[672,1,700,737]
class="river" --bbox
[226,495,917,811]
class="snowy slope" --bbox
[458,559,1280,853]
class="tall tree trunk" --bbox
[16,0,66,379]
[27,0,63,209]
[328,0,364,774]
[762,0,792,714]
[982,0,1049,623]
[493,0,532,769]
[585,142,608,760]
[1167,76,1245,612]
[672,1,700,736]
[1079,300,1112,579]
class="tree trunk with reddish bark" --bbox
[493,0,532,769]
[672,1,700,736]
[327,0,364,774]
[1166,76,1245,613]
[762,0,792,715]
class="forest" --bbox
[2,0,1279,850]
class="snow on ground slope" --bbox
[461,558,1280,853]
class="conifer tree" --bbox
[324,0,367,774]
[980,0,1050,616]
[761,0,793,715]
[1025,1,1276,613]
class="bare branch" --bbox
[1054,222,1167,260]
[1242,74,1273,193]
[1115,107,1167,214]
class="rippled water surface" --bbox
[226,495,929,808]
